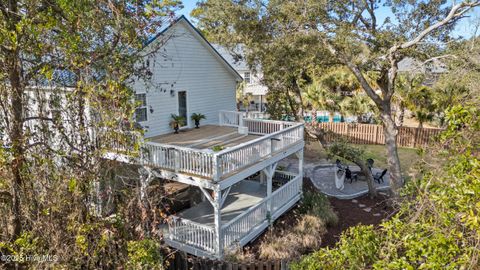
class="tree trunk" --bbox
[305,125,378,198]
[381,112,403,197]
[312,110,317,123]
[397,103,405,126]
[8,54,25,239]
[418,121,423,129]
[329,112,334,122]
[353,158,377,198]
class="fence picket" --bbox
[307,123,442,148]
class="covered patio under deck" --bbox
[164,171,303,258]
[177,180,266,226]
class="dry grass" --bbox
[258,215,327,260]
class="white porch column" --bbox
[296,149,304,191]
[260,170,266,185]
[266,170,272,216]
[213,186,223,257]
[263,163,277,220]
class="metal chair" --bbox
[374,169,387,183]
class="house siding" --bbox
[132,20,238,138]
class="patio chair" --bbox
[366,158,374,171]
[373,169,387,184]
[336,159,343,170]
[345,166,358,183]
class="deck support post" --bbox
[213,186,223,258]
[262,162,277,221]
[260,171,266,185]
[295,149,304,192]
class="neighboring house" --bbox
[132,16,243,137]
[398,57,448,85]
[213,45,269,112]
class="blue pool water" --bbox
[304,115,342,123]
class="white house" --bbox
[1,16,305,259]
[125,17,305,259]
[213,45,268,112]
[132,16,243,137]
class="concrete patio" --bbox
[309,165,390,199]
[277,157,390,199]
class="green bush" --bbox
[126,239,164,270]
[292,105,480,269]
[299,191,338,226]
[292,225,379,270]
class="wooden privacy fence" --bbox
[306,122,443,148]
[167,253,292,270]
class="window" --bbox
[244,72,251,84]
[135,93,147,122]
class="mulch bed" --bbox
[321,193,391,247]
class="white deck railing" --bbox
[168,216,216,253]
[165,174,302,255]
[143,142,214,177]
[271,174,302,214]
[143,112,303,180]
[222,197,269,248]
[215,124,303,177]
[219,110,244,127]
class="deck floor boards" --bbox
[147,125,260,150]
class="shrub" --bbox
[291,225,379,270]
[293,215,326,250]
[299,191,338,226]
[291,105,480,269]
[126,239,164,270]
[259,215,327,260]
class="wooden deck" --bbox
[164,173,303,257]
[147,125,260,150]
[177,180,266,226]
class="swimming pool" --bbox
[304,115,342,123]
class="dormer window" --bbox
[244,72,251,84]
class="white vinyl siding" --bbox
[132,21,237,137]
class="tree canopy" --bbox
[192,0,480,196]
[0,1,181,268]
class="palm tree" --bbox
[302,81,340,123]
[393,74,425,126]
[406,86,436,128]
[339,94,374,123]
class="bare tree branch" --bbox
[398,1,480,51]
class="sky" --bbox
[177,0,480,39]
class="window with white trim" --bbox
[135,93,147,122]
[244,72,251,84]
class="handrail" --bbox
[243,118,293,125]
[145,141,214,154]
[221,196,269,230]
[271,174,301,197]
[214,122,303,156]
[141,112,304,179]
[222,173,301,229]
[170,215,215,231]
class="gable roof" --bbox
[212,44,249,70]
[145,15,243,82]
